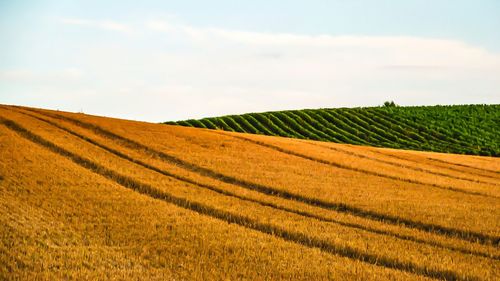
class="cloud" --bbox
[145,20,500,70]
[379,65,452,71]
[131,22,500,119]
[2,19,499,122]
[60,18,132,33]
[0,68,84,82]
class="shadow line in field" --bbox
[219,132,496,199]
[21,107,500,247]
[0,117,478,281]
[299,140,499,186]
[427,157,500,175]
[12,108,498,260]
[368,148,500,180]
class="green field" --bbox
[166,104,500,156]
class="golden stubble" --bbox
[1,105,499,280]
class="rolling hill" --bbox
[166,104,500,156]
[1,105,499,280]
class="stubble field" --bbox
[0,105,499,280]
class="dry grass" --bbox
[1,105,499,280]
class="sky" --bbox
[1,1,499,122]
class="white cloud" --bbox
[0,68,84,81]
[60,18,132,33]
[145,20,500,69]
[2,19,499,122]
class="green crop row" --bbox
[166,104,500,156]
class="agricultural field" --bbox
[1,105,499,280]
[167,104,500,156]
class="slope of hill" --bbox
[166,104,500,156]
[1,105,499,280]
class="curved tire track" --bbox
[12,108,498,260]
[0,117,480,281]
[220,132,497,200]
[300,140,499,186]
[21,107,500,247]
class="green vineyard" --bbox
[166,104,500,156]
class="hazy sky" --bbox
[1,1,499,121]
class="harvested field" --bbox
[1,105,499,280]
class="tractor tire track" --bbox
[368,148,500,180]
[0,117,480,281]
[220,132,497,199]
[12,107,498,260]
[300,140,499,186]
[21,107,500,247]
[427,157,500,176]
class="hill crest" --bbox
[167,104,500,156]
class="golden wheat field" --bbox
[0,105,499,280]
